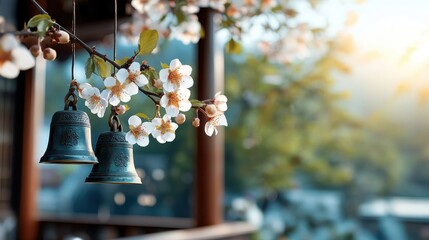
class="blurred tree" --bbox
[224,34,404,204]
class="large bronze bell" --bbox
[85,113,142,184]
[40,84,97,164]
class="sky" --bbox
[328,0,429,122]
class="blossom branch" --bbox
[31,0,122,69]
[138,87,161,104]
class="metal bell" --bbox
[40,84,97,164]
[85,113,142,184]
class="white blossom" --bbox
[205,114,228,136]
[159,59,193,92]
[102,75,136,106]
[116,62,148,88]
[152,115,178,143]
[0,34,35,79]
[126,115,155,147]
[160,88,192,117]
[81,86,108,118]
[171,15,201,45]
[214,91,228,112]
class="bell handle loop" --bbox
[109,114,122,132]
[64,92,78,110]
[64,81,78,110]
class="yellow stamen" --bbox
[168,69,181,85]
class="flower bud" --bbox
[153,78,163,89]
[56,30,70,44]
[175,113,186,124]
[43,47,57,61]
[192,117,200,128]
[30,44,41,57]
[205,104,217,117]
[115,105,127,115]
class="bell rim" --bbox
[85,177,142,184]
[40,155,98,164]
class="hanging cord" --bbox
[71,0,76,80]
[108,0,121,131]
[64,0,77,110]
[113,0,117,69]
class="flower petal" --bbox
[205,122,214,136]
[128,115,142,127]
[159,68,169,82]
[162,132,175,142]
[178,65,192,76]
[169,59,182,70]
[120,92,131,103]
[142,122,155,134]
[218,114,228,126]
[179,75,194,89]
[135,75,148,87]
[124,82,138,95]
[137,136,150,147]
[104,77,117,88]
[109,95,120,106]
[159,95,168,108]
[126,132,137,144]
[156,135,166,144]
[12,47,35,70]
[163,81,176,92]
[1,34,18,51]
[165,105,179,117]
[0,61,19,79]
[179,100,192,112]
[129,62,140,72]
[116,68,129,82]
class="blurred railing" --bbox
[38,214,256,240]
[115,222,257,240]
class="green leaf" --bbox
[160,62,169,69]
[85,57,95,79]
[115,57,129,66]
[190,99,205,108]
[93,55,112,78]
[138,29,159,55]
[136,112,150,120]
[226,38,242,54]
[123,104,130,112]
[27,14,54,33]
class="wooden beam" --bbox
[195,7,225,227]
[115,222,257,240]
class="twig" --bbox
[138,87,161,104]
[31,0,121,69]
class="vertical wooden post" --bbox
[14,58,46,240]
[195,7,224,227]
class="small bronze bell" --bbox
[85,112,142,184]
[40,84,97,164]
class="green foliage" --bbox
[85,55,112,78]
[27,14,54,35]
[160,62,169,69]
[136,112,150,120]
[190,99,205,108]
[85,57,95,79]
[138,29,159,55]
[115,57,129,66]
[226,38,242,54]
[224,46,403,196]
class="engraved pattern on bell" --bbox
[39,109,98,164]
[114,152,128,167]
[85,131,141,184]
[60,128,80,146]
[98,133,127,143]
[52,110,91,127]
